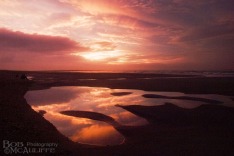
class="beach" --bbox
[1,70,234,155]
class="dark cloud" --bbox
[0,28,88,54]
[0,28,90,70]
[178,23,234,42]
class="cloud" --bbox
[90,41,116,51]
[105,52,185,65]
[0,28,88,54]
[176,23,234,43]
[98,14,159,30]
[0,28,91,70]
[1,0,234,70]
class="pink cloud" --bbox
[1,0,234,70]
[0,28,88,54]
[0,28,91,70]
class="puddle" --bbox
[25,86,233,145]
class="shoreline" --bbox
[1,70,234,95]
[24,71,234,96]
[1,71,234,155]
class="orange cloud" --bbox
[91,41,116,51]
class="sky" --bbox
[0,0,233,71]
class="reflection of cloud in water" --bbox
[44,112,93,137]
[25,88,79,106]
[111,111,148,126]
[71,124,124,145]
[32,104,69,113]
[26,86,232,145]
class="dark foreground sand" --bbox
[1,70,234,155]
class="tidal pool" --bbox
[25,86,233,145]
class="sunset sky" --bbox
[0,0,233,71]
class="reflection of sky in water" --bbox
[25,87,233,145]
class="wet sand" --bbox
[142,94,223,104]
[117,103,234,126]
[110,92,132,96]
[60,110,120,127]
[26,71,234,95]
[0,79,81,155]
[1,70,234,155]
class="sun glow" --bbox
[74,50,123,61]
